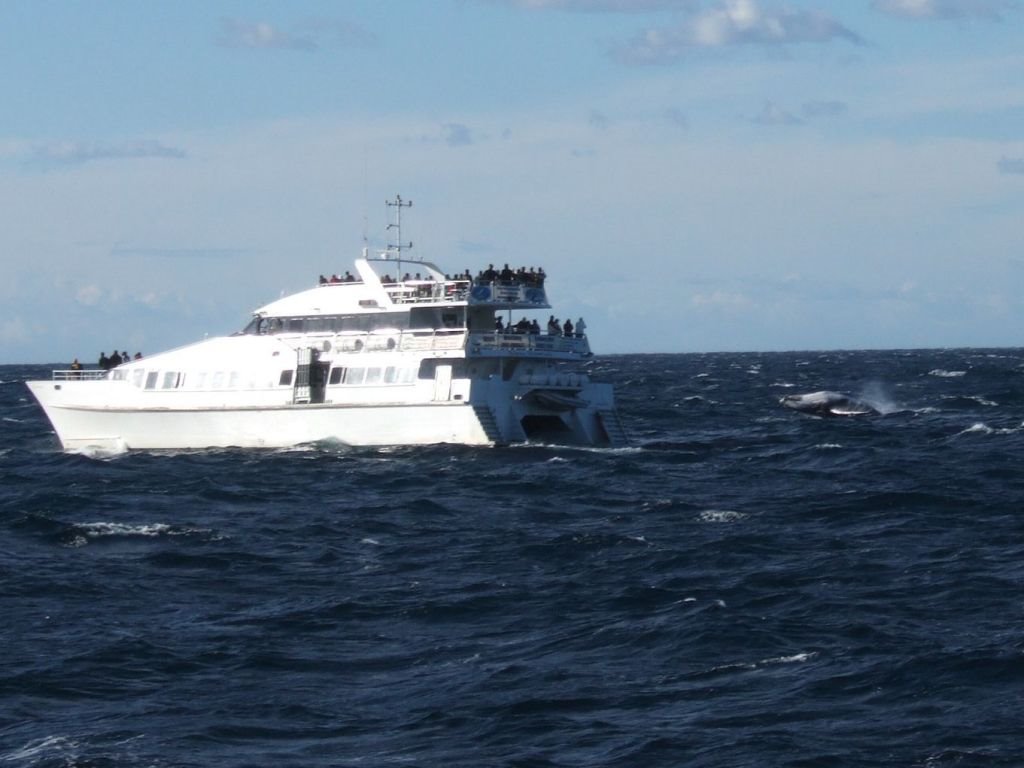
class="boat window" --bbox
[365,367,382,384]
[241,316,262,335]
[345,367,365,385]
[328,367,344,385]
[384,366,397,384]
[398,367,416,384]
[162,371,179,389]
[195,372,207,389]
[418,359,437,380]
[229,372,240,388]
[279,370,293,386]
[212,372,224,389]
[287,318,305,332]
[132,369,145,388]
[145,371,158,390]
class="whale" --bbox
[779,390,879,417]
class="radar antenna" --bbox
[385,195,413,275]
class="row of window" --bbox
[113,366,424,390]
[326,366,418,386]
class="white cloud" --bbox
[872,0,1016,20]
[615,0,862,64]
[218,19,317,50]
[30,139,185,166]
[217,18,375,51]
[753,100,801,125]
[76,284,102,306]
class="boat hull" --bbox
[26,379,620,451]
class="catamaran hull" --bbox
[26,381,620,451]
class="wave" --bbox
[929,369,967,377]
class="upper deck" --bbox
[256,256,551,319]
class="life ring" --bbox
[471,285,491,300]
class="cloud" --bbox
[443,123,474,147]
[997,156,1024,174]
[615,0,862,64]
[75,284,102,306]
[872,0,1016,20]
[753,100,801,125]
[30,139,185,166]
[482,0,698,11]
[217,17,375,51]
[802,100,847,118]
[691,290,754,311]
[218,18,317,50]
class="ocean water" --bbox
[3,349,1024,767]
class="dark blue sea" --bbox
[3,350,1024,767]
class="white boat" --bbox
[27,198,625,452]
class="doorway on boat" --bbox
[294,348,330,404]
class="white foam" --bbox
[929,369,966,377]
[2,736,80,762]
[815,443,843,450]
[958,423,993,436]
[699,509,746,523]
[79,522,173,537]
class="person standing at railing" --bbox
[563,318,574,337]
[576,317,586,338]
[70,359,82,379]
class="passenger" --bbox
[515,317,530,333]
[495,316,505,333]
[329,274,341,283]
[547,316,560,335]
[483,264,497,281]
[109,350,122,368]
[563,318,574,337]
[319,274,328,284]
[70,358,82,379]
[344,271,355,282]
[98,352,109,370]
[536,267,546,286]
[134,352,143,360]
[122,351,130,364]
[530,319,540,334]
[575,317,587,338]
[499,263,513,281]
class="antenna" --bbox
[386,194,413,274]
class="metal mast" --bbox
[386,194,413,276]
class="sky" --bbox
[1,0,1023,363]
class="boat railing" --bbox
[385,280,470,305]
[332,328,467,354]
[381,278,549,307]
[469,332,590,357]
[52,369,108,381]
